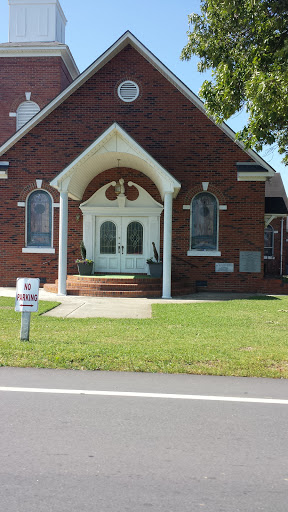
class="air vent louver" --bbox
[118,81,139,102]
[17,101,40,130]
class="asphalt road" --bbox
[1,368,288,512]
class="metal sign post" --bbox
[20,312,31,341]
[15,278,40,341]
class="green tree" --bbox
[181,0,288,163]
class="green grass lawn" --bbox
[0,295,288,378]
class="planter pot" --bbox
[148,262,163,278]
[77,262,93,276]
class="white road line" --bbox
[0,386,287,404]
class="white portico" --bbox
[50,123,181,298]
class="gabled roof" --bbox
[50,122,181,200]
[265,173,288,214]
[266,173,288,203]
[0,31,276,174]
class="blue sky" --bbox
[1,0,287,192]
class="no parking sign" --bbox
[15,278,40,341]
[15,278,40,312]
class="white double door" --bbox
[95,216,148,273]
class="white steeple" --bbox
[8,0,67,43]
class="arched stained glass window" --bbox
[264,225,274,257]
[127,221,143,254]
[191,192,218,251]
[100,221,116,254]
[27,190,52,247]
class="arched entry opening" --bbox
[50,123,181,297]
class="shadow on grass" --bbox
[247,295,281,301]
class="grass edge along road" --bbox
[0,295,288,378]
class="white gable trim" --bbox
[50,123,181,201]
[0,44,79,79]
[0,31,275,174]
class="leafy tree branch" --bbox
[181,0,288,163]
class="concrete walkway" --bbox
[0,287,260,319]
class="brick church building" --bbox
[0,0,287,297]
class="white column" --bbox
[280,218,284,276]
[83,214,93,260]
[162,191,173,299]
[58,190,68,295]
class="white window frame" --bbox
[22,189,55,253]
[187,191,221,257]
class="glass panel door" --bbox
[121,218,146,273]
[95,218,121,273]
[126,221,143,254]
[100,221,116,254]
[95,217,148,274]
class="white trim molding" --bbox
[0,43,79,80]
[22,247,55,253]
[237,162,274,181]
[238,172,271,182]
[184,204,227,211]
[187,250,221,257]
[264,213,287,227]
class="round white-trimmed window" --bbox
[118,81,139,102]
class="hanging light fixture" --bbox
[115,159,122,194]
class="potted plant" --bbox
[146,242,163,278]
[75,241,94,276]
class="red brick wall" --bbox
[0,56,73,146]
[0,44,269,291]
